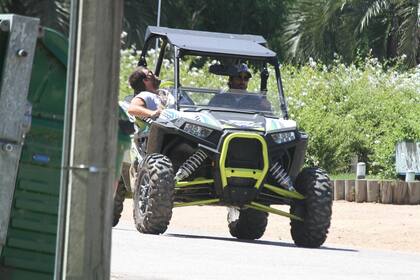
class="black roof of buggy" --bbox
[144,26,277,59]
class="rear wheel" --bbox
[290,167,332,248]
[112,177,126,227]
[133,153,175,234]
[227,207,268,240]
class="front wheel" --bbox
[290,167,332,248]
[133,153,175,234]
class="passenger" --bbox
[127,66,162,119]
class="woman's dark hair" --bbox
[128,66,147,94]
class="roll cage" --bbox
[137,26,289,119]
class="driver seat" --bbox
[239,95,272,111]
[208,93,238,108]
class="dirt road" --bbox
[121,200,420,253]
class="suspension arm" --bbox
[263,184,305,200]
[246,202,303,221]
[174,198,220,207]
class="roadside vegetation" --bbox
[281,56,420,178]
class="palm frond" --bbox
[122,0,158,48]
[395,0,420,66]
[285,0,352,63]
[359,0,390,32]
[56,0,70,33]
[285,0,418,67]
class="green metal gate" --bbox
[0,19,67,278]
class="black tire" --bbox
[290,167,332,248]
[133,153,175,234]
[113,177,127,227]
[227,207,268,240]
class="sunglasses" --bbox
[143,70,154,80]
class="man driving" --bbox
[227,63,252,91]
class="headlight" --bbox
[271,131,296,144]
[183,123,213,138]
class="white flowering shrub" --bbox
[280,57,420,177]
[120,48,420,178]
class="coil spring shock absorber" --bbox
[269,161,295,191]
[175,149,208,181]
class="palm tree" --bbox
[122,0,159,48]
[285,0,419,67]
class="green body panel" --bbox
[225,168,264,180]
[115,114,131,177]
[116,132,131,176]
[0,28,130,279]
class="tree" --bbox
[178,0,292,59]
[122,0,292,59]
[0,0,292,59]
[285,0,420,67]
[122,0,158,48]
[0,0,70,35]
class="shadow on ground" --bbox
[165,233,358,252]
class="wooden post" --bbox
[380,180,393,204]
[407,181,420,204]
[55,0,124,279]
[393,181,408,204]
[333,180,345,200]
[355,180,367,203]
[366,180,380,203]
[345,180,355,202]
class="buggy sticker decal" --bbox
[161,109,222,128]
[265,118,280,131]
[265,118,296,132]
[200,112,222,127]
[161,109,180,120]
[219,119,265,130]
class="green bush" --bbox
[120,49,420,178]
[280,58,420,178]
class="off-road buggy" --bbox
[114,26,332,248]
